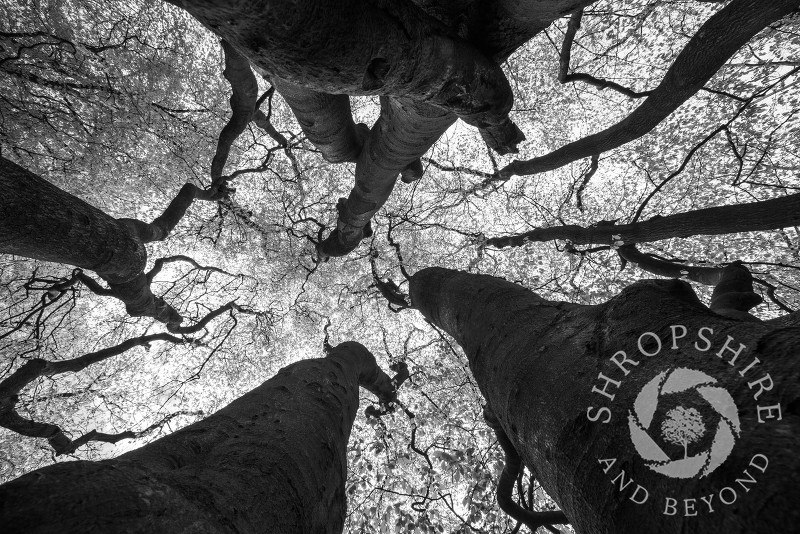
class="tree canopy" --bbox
[1,0,799,532]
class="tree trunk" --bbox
[164,0,598,255]
[271,79,368,164]
[410,267,800,534]
[319,97,456,256]
[0,157,231,325]
[0,157,145,286]
[0,157,188,324]
[0,341,395,534]
[166,0,529,132]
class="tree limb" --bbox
[483,405,568,532]
[0,333,190,454]
[619,246,763,321]
[318,97,456,258]
[487,193,800,248]
[558,10,651,99]
[497,0,798,180]
[210,39,259,185]
[169,301,255,335]
[251,86,288,147]
[146,255,236,284]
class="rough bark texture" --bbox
[411,267,800,534]
[271,79,368,164]
[165,0,595,255]
[1,157,146,285]
[165,0,544,130]
[0,157,223,325]
[487,193,800,248]
[0,341,394,534]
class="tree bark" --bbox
[487,193,800,248]
[410,267,800,534]
[166,0,526,136]
[319,97,457,257]
[271,79,368,164]
[0,157,220,326]
[0,341,396,534]
[500,0,799,178]
[164,0,598,255]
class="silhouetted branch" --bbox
[574,154,599,212]
[169,301,241,334]
[494,0,798,181]
[617,244,724,285]
[618,246,763,321]
[370,250,410,312]
[487,193,800,249]
[558,10,651,99]
[210,39,259,185]
[483,405,568,532]
[387,220,411,281]
[0,333,191,454]
[147,255,236,284]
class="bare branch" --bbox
[0,333,190,454]
[210,39,259,185]
[558,10,651,99]
[487,193,800,249]
[496,0,798,180]
[483,405,568,531]
[147,255,236,284]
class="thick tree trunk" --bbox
[271,79,368,164]
[165,0,596,255]
[0,157,145,286]
[410,267,800,534]
[0,157,179,324]
[0,342,395,534]
[166,0,522,134]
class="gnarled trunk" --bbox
[0,157,179,324]
[0,341,394,534]
[410,267,800,534]
[165,0,595,255]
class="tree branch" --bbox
[210,39,259,185]
[619,246,764,321]
[251,86,288,147]
[617,244,724,285]
[168,301,261,335]
[487,193,800,248]
[318,97,456,258]
[483,405,568,532]
[558,10,651,99]
[0,333,189,454]
[497,0,798,180]
[146,255,236,284]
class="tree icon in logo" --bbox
[661,406,707,459]
[628,368,740,479]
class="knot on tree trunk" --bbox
[710,262,763,321]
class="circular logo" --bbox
[628,367,740,479]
